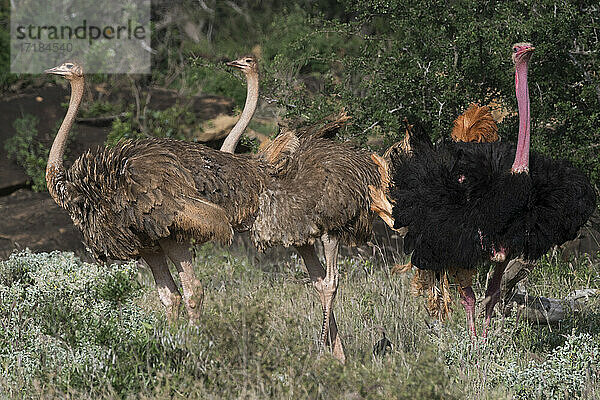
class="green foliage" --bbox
[78,100,122,119]
[0,0,17,90]
[4,114,48,191]
[0,245,599,398]
[105,104,197,147]
[495,332,599,400]
[0,251,163,396]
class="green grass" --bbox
[0,244,598,399]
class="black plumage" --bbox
[391,140,596,272]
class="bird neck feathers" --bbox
[220,72,259,153]
[46,76,84,203]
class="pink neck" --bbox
[511,61,530,173]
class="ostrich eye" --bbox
[66,63,73,69]
[513,47,519,53]
[245,59,252,63]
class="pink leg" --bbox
[482,260,509,337]
[460,286,477,337]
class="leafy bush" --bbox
[78,100,123,119]
[106,104,197,147]
[494,332,599,400]
[0,251,177,397]
[4,114,48,191]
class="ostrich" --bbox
[250,126,387,362]
[219,56,388,362]
[386,104,500,321]
[388,43,596,335]
[46,59,388,363]
[44,58,267,322]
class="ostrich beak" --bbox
[44,66,69,75]
[226,60,244,69]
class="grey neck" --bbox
[220,72,259,153]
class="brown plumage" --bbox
[252,137,382,249]
[451,103,498,143]
[250,112,385,363]
[46,60,384,362]
[44,59,265,322]
[58,139,268,261]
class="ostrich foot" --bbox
[314,275,344,362]
[332,334,345,363]
[296,241,346,363]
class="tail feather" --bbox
[299,110,351,140]
[369,153,397,229]
[451,103,498,143]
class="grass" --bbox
[0,240,598,399]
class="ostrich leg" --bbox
[295,242,346,363]
[459,286,477,337]
[160,239,204,322]
[321,233,345,362]
[481,259,509,337]
[140,249,182,321]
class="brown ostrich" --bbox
[44,59,267,322]
[251,122,388,363]
[219,57,388,362]
[46,58,389,363]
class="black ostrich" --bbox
[389,43,597,335]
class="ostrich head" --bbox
[226,56,258,75]
[511,43,535,66]
[45,61,84,80]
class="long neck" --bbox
[46,77,84,201]
[220,72,259,153]
[511,60,530,173]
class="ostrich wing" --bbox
[66,139,233,260]
[391,141,596,270]
[251,139,380,250]
[498,152,597,260]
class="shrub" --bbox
[4,114,47,191]
[105,105,197,147]
[494,332,600,400]
[0,250,183,397]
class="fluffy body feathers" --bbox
[48,138,268,260]
[390,139,596,271]
[252,131,383,250]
